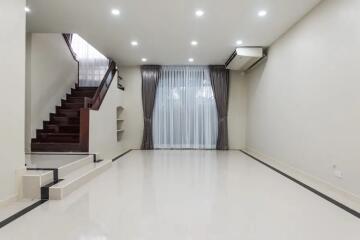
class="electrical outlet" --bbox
[332,163,343,179]
[334,169,343,179]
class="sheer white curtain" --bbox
[71,34,109,87]
[153,66,218,149]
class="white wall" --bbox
[228,71,247,149]
[25,33,78,151]
[118,66,247,150]
[25,33,32,154]
[245,0,360,198]
[0,0,26,204]
[119,67,144,150]
[89,72,127,159]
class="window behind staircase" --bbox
[71,34,109,87]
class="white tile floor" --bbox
[1,150,359,239]
[0,199,39,223]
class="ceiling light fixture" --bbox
[236,40,243,46]
[141,58,147,62]
[25,6,31,12]
[195,10,205,17]
[188,58,194,63]
[191,41,198,46]
[258,10,267,17]
[111,9,120,15]
[131,41,138,46]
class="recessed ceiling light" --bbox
[25,6,31,12]
[258,10,267,17]
[195,10,205,17]
[131,41,138,46]
[191,41,198,46]
[111,9,120,15]
[236,40,243,46]
[141,58,147,62]
[188,58,194,63]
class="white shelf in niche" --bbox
[116,106,125,142]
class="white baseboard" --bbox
[243,146,360,213]
[0,194,18,208]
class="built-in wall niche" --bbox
[116,106,124,142]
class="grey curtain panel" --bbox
[209,65,230,150]
[141,65,161,150]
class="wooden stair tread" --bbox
[38,133,79,136]
[45,121,80,126]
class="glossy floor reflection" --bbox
[1,150,359,239]
[0,199,39,223]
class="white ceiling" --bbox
[26,0,322,66]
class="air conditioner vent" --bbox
[225,47,265,72]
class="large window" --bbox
[71,34,109,87]
[153,66,218,149]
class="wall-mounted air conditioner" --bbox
[225,47,265,72]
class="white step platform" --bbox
[25,153,97,169]
[22,153,111,200]
[22,170,54,199]
[49,160,112,200]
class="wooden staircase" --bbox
[31,86,97,152]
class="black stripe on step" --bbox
[112,149,133,162]
[41,179,64,200]
[0,200,47,229]
[240,150,360,219]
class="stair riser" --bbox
[61,102,84,109]
[44,125,80,133]
[32,136,79,143]
[31,143,82,152]
[37,129,55,135]
[34,135,79,142]
[56,108,80,118]
[71,88,97,94]
[33,133,79,141]
[70,92,96,98]
[76,87,98,91]
[72,88,95,92]
[65,98,85,104]
[50,117,80,124]
[65,94,92,102]
[50,112,80,121]
[66,94,85,103]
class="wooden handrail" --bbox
[62,34,117,151]
[88,60,117,110]
[62,34,78,63]
[79,61,117,152]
